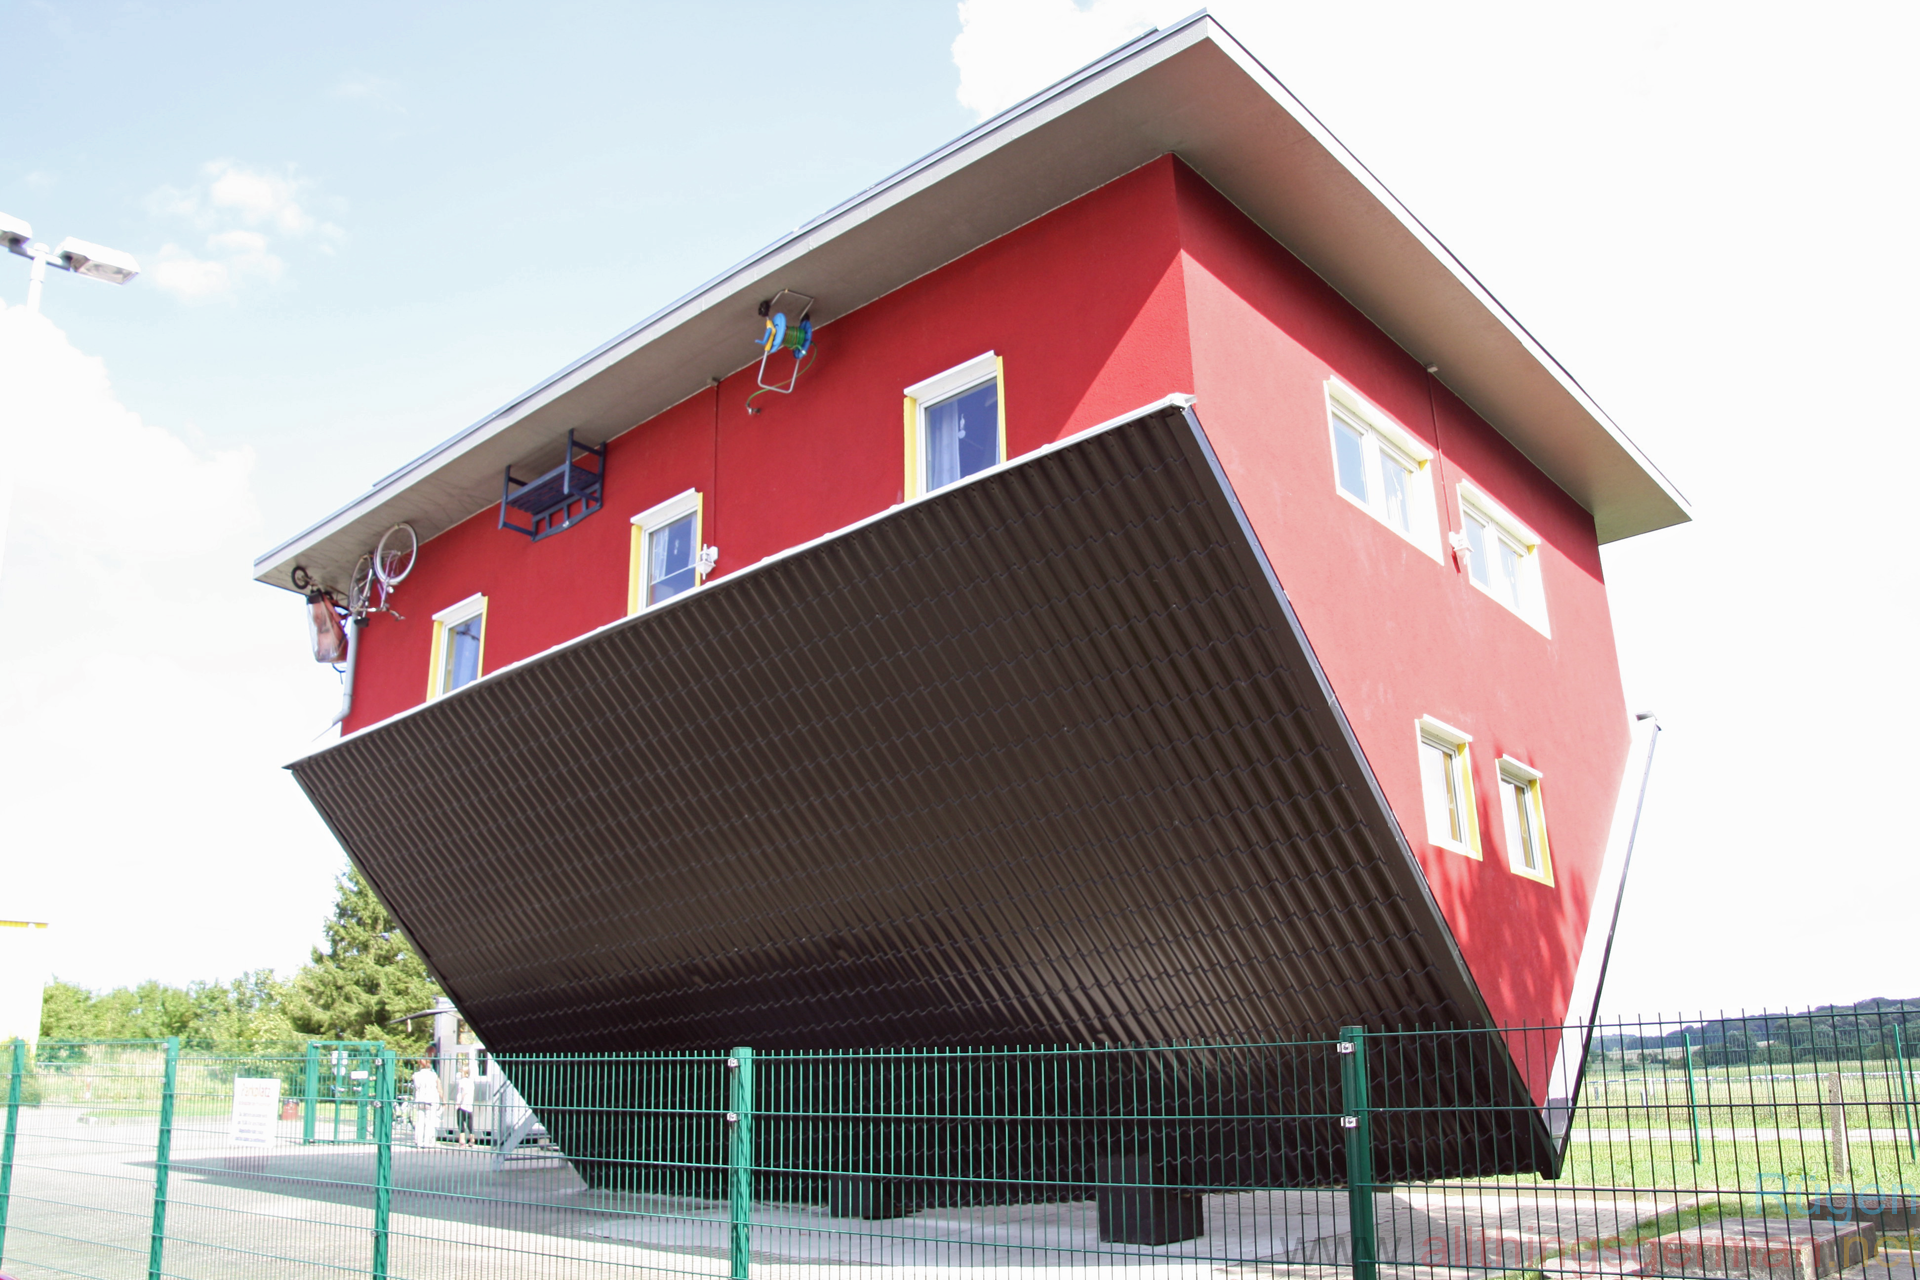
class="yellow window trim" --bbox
[902,352,1006,500]
[628,489,705,616]
[426,593,488,701]
[902,396,918,501]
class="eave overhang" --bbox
[254,13,1688,598]
[291,403,1497,1048]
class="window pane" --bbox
[1501,778,1536,870]
[1463,514,1490,585]
[1419,739,1461,845]
[1497,782,1528,871]
[1333,419,1368,502]
[1517,784,1540,870]
[1379,451,1412,532]
[1498,539,1525,610]
[445,615,483,692]
[925,381,999,492]
[648,513,698,605]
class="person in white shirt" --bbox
[454,1062,476,1148]
[410,1060,442,1148]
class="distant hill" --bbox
[1595,996,1920,1064]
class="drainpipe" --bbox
[331,616,364,730]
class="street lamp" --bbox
[1,212,140,313]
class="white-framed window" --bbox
[903,352,1005,499]
[427,593,487,699]
[1457,482,1549,634]
[629,489,712,615]
[1326,379,1441,559]
[1496,756,1554,885]
[1415,715,1480,858]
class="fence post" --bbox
[0,1038,24,1263]
[1340,1027,1376,1280]
[372,1048,394,1279]
[1896,1025,1916,1161]
[147,1036,179,1280]
[1682,1033,1701,1163]
[727,1047,755,1280]
[1828,1070,1850,1182]
[303,1042,319,1145]
[356,1046,371,1142]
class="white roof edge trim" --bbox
[253,19,1216,581]
[288,392,1200,766]
[1190,23,1689,522]
[257,10,1687,582]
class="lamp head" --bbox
[0,212,31,258]
[54,236,140,284]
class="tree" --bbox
[41,971,298,1050]
[285,867,440,1052]
[190,970,296,1046]
[39,980,115,1044]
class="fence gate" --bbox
[303,1039,383,1145]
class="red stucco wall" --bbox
[341,155,1630,1038]
[1169,163,1630,1039]
[345,159,1195,737]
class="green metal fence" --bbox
[1,1009,1916,1279]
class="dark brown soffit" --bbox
[289,404,1497,1055]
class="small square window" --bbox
[1458,484,1549,634]
[647,513,699,605]
[428,594,487,699]
[1334,419,1369,502]
[1415,715,1479,858]
[629,490,710,616]
[1497,757,1553,885]
[1325,380,1440,558]
[925,381,999,492]
[904,352,1005,499]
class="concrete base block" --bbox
[1638,1218,1877,1279]
[1095,1155,1204,1246]
[823,1173,913,1220]
[1808,1193,1920,1234]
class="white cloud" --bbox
[952,0,1161,118]
[0,303,347,988]
[148,234,285,302]
[143,160,340,299]
[148,246,232,300]
[206,162,315,236]
[207,229,287,282]
[330,74,404,112]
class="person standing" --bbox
[410,1058,442,1148]
[454,1061,476,1148]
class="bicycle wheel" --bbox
[290,564,314,593]
[375,523,418,588]
[348,554,376,616]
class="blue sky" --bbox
[6,2,972,525]
[3,1,1915,1019]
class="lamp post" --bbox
[1,212,140,314]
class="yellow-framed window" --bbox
[427,593,488,700]
[1497,757,1555,885]
[628,489,707,616]
[902,351,1006,500]
[1416,715,1481,858]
